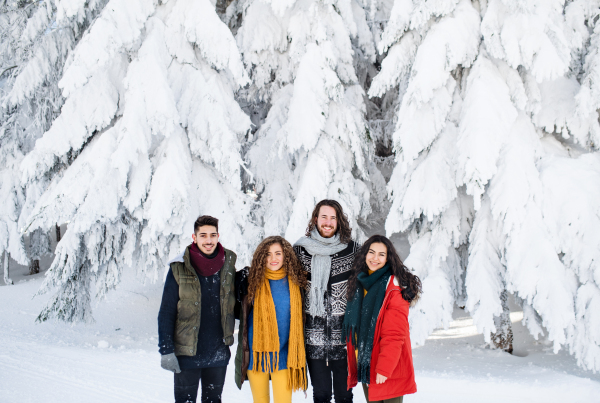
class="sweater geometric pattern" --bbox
[294,241,359,361]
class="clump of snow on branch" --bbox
[237,0,379,242]
[23,0,258,322]
[375,0,600,371]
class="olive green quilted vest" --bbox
[171,246,237,357]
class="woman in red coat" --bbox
[342,235,421,403]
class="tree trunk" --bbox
[29,259,40,275]
[55,223,61,243]
[3,253,13,285]
[491,289,513,354]
[215,0,234,15]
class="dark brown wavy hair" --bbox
[347,235,422,303]
[305,199,352,244]
[247,236,307,301]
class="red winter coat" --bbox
[346,276,417,401]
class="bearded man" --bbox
[294,200,360,403]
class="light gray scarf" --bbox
[294,228,348,317]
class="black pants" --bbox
[174,366,227,403]
[362,383,403,403]
[307,358,353,403]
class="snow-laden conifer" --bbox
[0,0,105,282]
[374,0,600,370]
[22,0,258,322]
[538,152,600,370]
[236,0,381,241]
[374,0,480,342]
[566,0,600,148]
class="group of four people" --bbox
[158,199,422,403]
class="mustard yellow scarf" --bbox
[252,268,307,391]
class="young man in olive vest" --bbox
[294,200,360,403]
[158,215,237,403]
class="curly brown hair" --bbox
[247,236,307,301]
[305,199,352,244]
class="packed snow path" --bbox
[1,272,599,403]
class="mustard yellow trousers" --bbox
[247,368,292,403]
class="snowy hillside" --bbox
[1,265,599,402]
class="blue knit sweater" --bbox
[248,276,291,372]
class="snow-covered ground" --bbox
[1,266,599,403]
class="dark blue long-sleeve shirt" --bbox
[157,268,230,369]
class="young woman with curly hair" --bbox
[234,236,308,403]
[342,235,422,403]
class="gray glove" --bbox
[161,353,181,373]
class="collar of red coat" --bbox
[386,275,401,290]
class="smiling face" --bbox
[266,243,284,271]
[192,225,219,255]
[316,205,338,238]
[366,242,388,272]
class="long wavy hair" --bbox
[247,236,307,301]
[305,199,352,244]
[347,235,422,303]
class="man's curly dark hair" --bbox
[247,236,307,301]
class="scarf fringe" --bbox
[342,287,363,347]
[309,288,326,317]
[252,270,307,391]
[342,324,358,347]
[253,352,307,391]
[252,351,279,373]
[288,367,307,392]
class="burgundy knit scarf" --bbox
[188,242,225,277]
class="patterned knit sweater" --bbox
[294,241,360,361]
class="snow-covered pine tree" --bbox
[0,0,106,282]
[21,0,259,322]
[374,0,600,371]
[465,0,600,368]
[1,0,50,283]
[546,0,600,372]
[234,0,383,241]
[372,0,480,343]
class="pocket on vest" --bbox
[178,275,198,300]
[175,300,199,345]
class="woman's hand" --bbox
[376,373,387,384]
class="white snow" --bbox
[1,267,599,403]
[2,0,600,381]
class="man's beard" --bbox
[318,225,336,238]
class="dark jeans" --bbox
[307,358,353,403]
[361,383,403,403]
[174,366,227,403]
